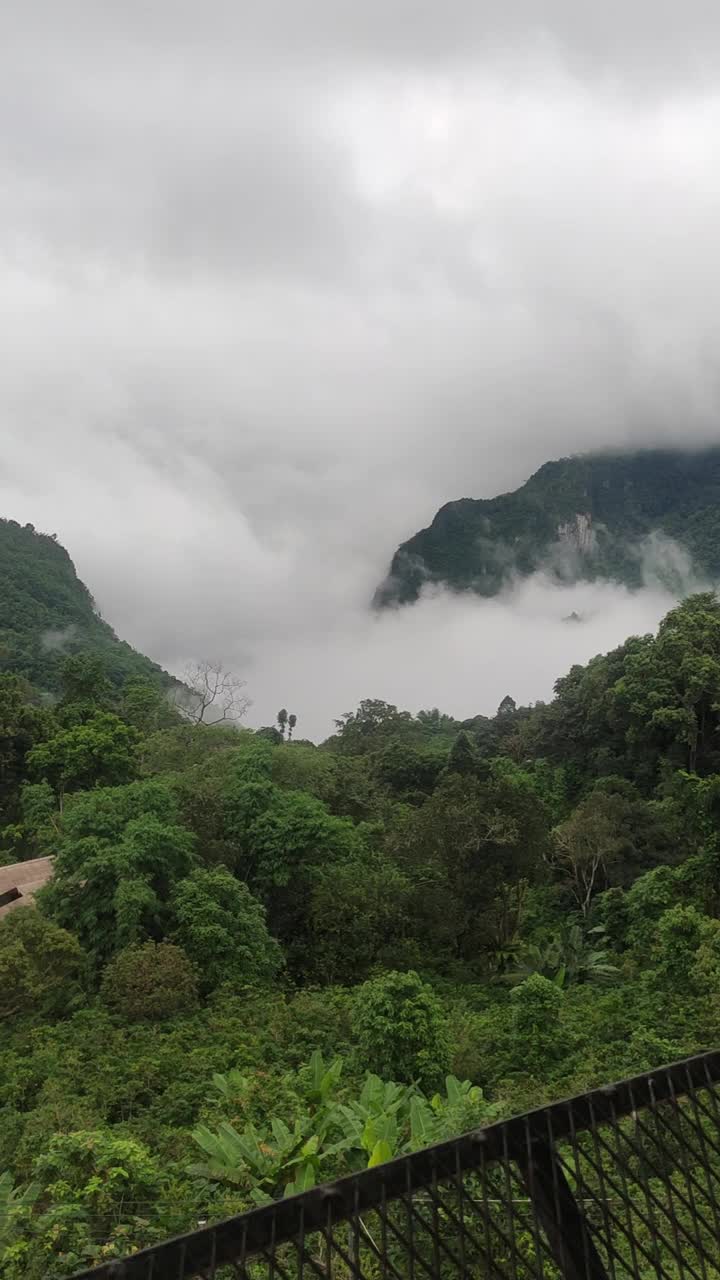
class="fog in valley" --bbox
[4,2,720,735]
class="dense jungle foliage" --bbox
[376,447,720,603]
[5,562,720,1273]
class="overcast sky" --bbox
[3,3,720,737]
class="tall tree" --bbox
[351,970,450,1090]
[446,731,481,778]
[39,780,196,966]
[27,712,139,806]
[550,790,633,916]
[331,700,413,754]
[0,909,85,1022]
[0,675,50,820]
[170,867,282,990]
[57,654,113,724]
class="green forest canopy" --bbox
[5,589,720,1274]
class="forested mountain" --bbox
[376,447,720,605]
[0,519,176,693]
[6,544,720,1273]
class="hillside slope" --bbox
[375,448,720,605]
[0,518,175,692]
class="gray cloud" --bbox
[2,4,720,736]
[8,2,720,81]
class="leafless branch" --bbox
[175,660,251,726]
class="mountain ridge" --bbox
[0,516,177,693]
[375,446,720,606]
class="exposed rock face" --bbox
[557,513,596,555]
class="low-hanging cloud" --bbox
[238,578,682,740]
[40,625,78,654]
[2,4,720,738]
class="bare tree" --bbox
[176,660,250,726]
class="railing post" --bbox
[516,1140,609,1280]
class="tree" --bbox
[612,594,720,777]
[101,941,198,1021]
[27,712,139,804]
[624,864,683,951]
[524,594,720,791]
[509,974,564,1074]
[395,772,549,961]
[520,636,648,789]
[275,709,298,742]
[1,780,58,863]
[307,856,415,984]
[0,909,85,1022]
[331,700,414,755]
[0,675,51,820]
[545,783,653,916]
[57,654,113,723]
[176,660,250,726]
[485,879,528,974]
[256,725,283,745]
[416,708,460,735]
[120,678,180,734]
[648,905,720,991]
[39,781,197,966]
[18,781,56,837]
[351,970,450,1090]
[460,715,499,759]
[170,867,282,990]
[375,740,444,797]
[498,695,517,717]
[446,731,482,778]
[221,782,363,953]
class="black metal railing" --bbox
[72,1049,720,1280]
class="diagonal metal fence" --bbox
[72,1049,720,1280]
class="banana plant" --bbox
[190,1062,495,1203]
[410,1077,498,1148]
[208,1069,249,1102]
[508,922,618,988]
[305,1049,344,1103]
[190,1116,330,1204]
[191,1053,353,1203]
[334,1074,412,1168]
[0,1171,40,1251]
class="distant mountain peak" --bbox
[374,446,720,606]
